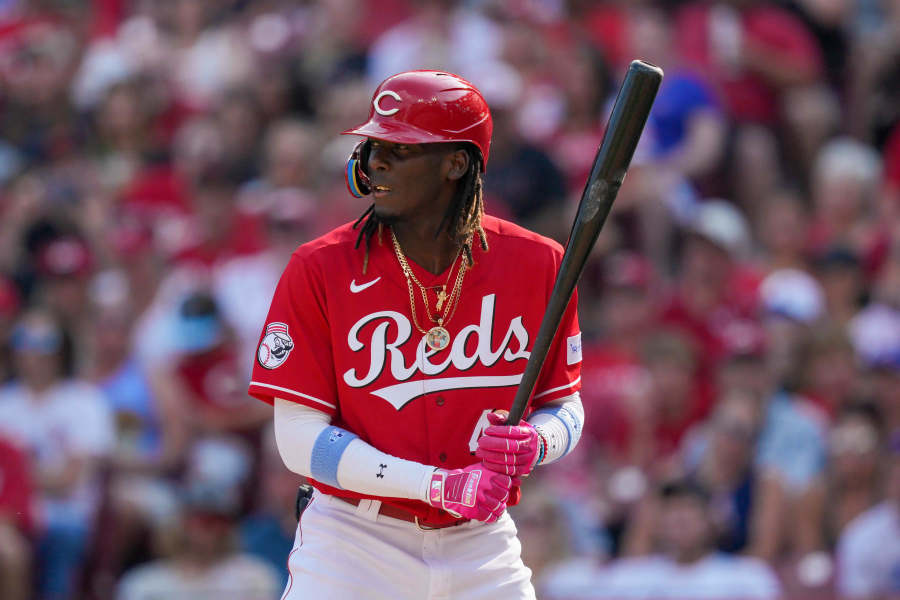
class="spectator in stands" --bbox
[836,432,900,599]
[33,235,95,338]
[807,138,884,263]
[516,477,595,599]
[174,167,265,269]
[795,323,860,421]
[795,405,885,557]
[615,329,710,473]
[89,79,152,193]
[580,252,658,459]
[674,0,823,127]
[753,188,810,274]
[814,246,866,326]
[661,200,760,372]
[545,40,612,197]
[215,187,319,368]
[756,269,829,496]
[629,3,727,186]
[115,477,280,600]
[481,67,568,240]
[239,427,302,590]
[215,86,264,184]
[683,391,784,560]
[365,0,502,87]
[544,479,782,599]
[0,309,114,600]
[86,299,188,597]
[168,292,270,439]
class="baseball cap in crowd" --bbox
[813,245,861,272]
[10,314,63,355]
[686,199,751,258]
[36,236,93,278]
[172,293,225,354]
[849,304,900,370]
[813,137,882,187]
[180,478,242,518]
[759,269,825,323]
[181,436,252,516]
[70,39,136,110]
[188,436,252,488]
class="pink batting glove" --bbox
[426,462,516,523]
[475,412,541,476]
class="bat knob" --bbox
[629,59,665,80]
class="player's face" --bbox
[365,139,457,223]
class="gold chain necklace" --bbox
[390,228,468,351]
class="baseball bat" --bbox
[507,60,663,425]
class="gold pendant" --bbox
[435,287,447,311]
[425,326,451,351]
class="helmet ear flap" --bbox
[346,140,372,198]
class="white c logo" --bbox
[374,90,401,116]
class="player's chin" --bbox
[371,203,401,225]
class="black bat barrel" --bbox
[507,60,663,425]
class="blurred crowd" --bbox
[0,0,898,599]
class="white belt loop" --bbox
[356,499,381,521]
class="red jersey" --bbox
[0,436,33,534]
[177,346,249,414]
[249,215,581,523]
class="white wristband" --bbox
[528,392,584,465]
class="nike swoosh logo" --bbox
[350,277,381,293]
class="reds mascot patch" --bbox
[257,322,294,369]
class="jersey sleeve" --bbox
[531,258,582,408]
[248,252,339,416]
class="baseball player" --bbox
[248,70,584,600]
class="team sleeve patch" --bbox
[566,333,582,366]
[257,322,295,369]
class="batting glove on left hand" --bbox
[476,412,542,477]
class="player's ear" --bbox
[444,148,469,182]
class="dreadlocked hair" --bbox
[352,144,489,274]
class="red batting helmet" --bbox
[342,71,493,196]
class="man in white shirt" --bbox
[837,437,900,599]
[541,480,782,599]
[0,309,115,599]
[116,478,281,600]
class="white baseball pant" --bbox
[280,490,536,600]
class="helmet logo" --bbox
[374,90,401,116]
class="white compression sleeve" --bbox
[527,392,584,465]
[273,398,433,500]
